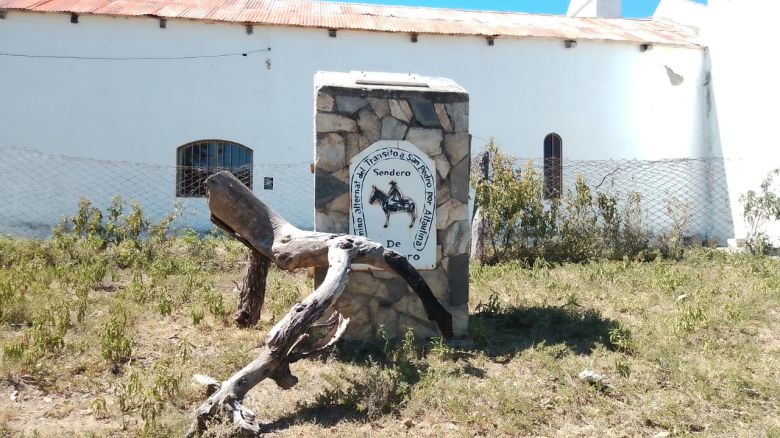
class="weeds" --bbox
[676,301,709,333]
[101,305,132,364]
[660,197,692,260]
[316,327,424,421]
[607,325,635,354]
[614,357,632,377]
[428,336,455,360]
[91,396,109,419]
[39,300,70,340]
[112,359,183,435]
[0,200,778,437]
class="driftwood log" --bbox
[233,249,270,327]
[471,150,490,263]
[186,171,453,436]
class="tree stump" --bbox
[186,171,453,436]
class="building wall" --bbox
[704,0,780,244]
[0,12,710,232]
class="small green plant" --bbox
[473,140,554,264]
[178,338,194,363]
[190,307,204,326]
[2,339,27,361]
[111,358,182,434]
[54,196,179,270]
[317,327,423,421]
[607,325,635,355]
[90,396,109,419]
[156,289,173,317]
[149,360,183,402]
[428,336,455,360]
[101,305,132,364]
[564,291,581,307]
[124,278,152,304]
[29,301,71,357]
[614,358,632,378]
[202,288,225,320]
[475,292,505,316]
[115,368,142,413]
[676,302,708,333]
[467,317,493,344]
[315,360,408,421]
[740,168,780,254]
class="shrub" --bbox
[53,196,180,269]
[740,168,780,254]
[473,141,652,264]
[473,141,559,263]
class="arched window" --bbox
[176,140,252,197]
[543,133,562,199]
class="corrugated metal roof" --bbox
[1,0,702,47]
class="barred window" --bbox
[543,133,562,199]
[176,140,252,197]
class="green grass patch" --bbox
[0,229,778,436]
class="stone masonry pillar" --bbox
[314,71,470,340]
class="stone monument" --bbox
[314,71,470,340]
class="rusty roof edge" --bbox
[1,5,704,49]
[275,0,648,21]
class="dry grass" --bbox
[1,234,779,437]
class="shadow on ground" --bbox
[256,304,621,433]
[328,304,621,362]
[465,304,621,357]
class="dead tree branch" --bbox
[186,171,453,436]
[233,249,271,327]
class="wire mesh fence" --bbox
[472,153,740,245]
[0,146,742,244]
[0,147,313,238]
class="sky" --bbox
[324,0,707,18]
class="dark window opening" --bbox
[544,133,562,199]
[263,177,274,190]
[176,140,252,197]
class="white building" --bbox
[0,0,776,244]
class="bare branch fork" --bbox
[187,171,453,436]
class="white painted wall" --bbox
[703,0,780,244]
[0,11,710,233]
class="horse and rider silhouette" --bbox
[369,180,417,228]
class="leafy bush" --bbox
[473,141,651,264]
[740,168,780,254]
[53,196,180,269]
